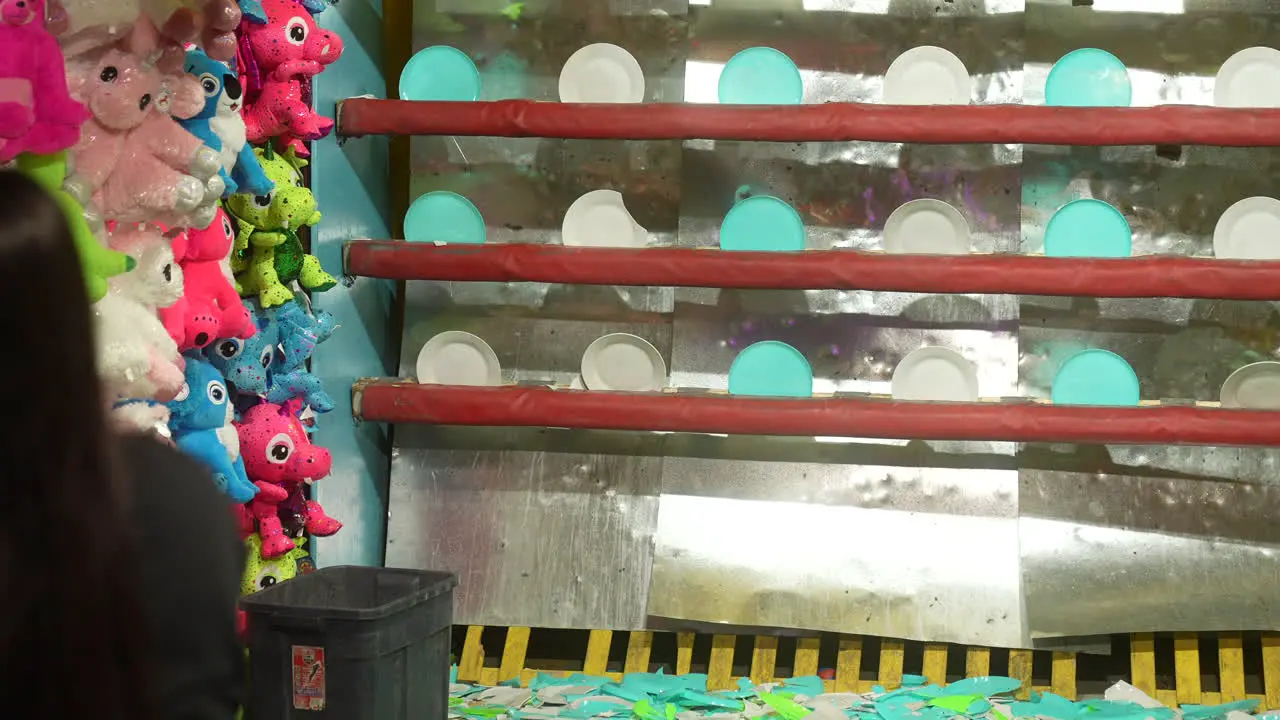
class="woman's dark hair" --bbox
[0,170,148,717]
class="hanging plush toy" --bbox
[167,355,259,503]
[225,145,335,308]
[159,206,255,350]
[0,0,90,164]
[237,398,339,559]
[53,0,242,62]
[265,300,335,413]
[15,152,133,301]
[241,534,311,595]
[205,309,275,396]
[63,19,224,228]
[179,47,273,197]
[235,0,342,155]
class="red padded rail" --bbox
[338,99,1280,146]
[345,241,1280,300]
[354,382,1280,447]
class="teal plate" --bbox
[720,195,806,252]
[1045,48,1131,107]
[729,341,813,397]
[404,191,486,244]
[718,47,804,105]
[400,45,482,102]
[1044,199,1132,258]
[1051,349,1140,407]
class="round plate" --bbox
[581,333,666,392]
[718,47,804,105]
[1043,199,1132,258]
[882,199,971,255]
[1220,361,1280,409]
[559,43,645,103]
[890,347,979,402]
[1213,196,1280,260]
[720,195,806,252]
[883,46,972,105]
[1215,47,1280,108]
[399,46,481,102]
[562,190,648,248]
[416,331,501,386]
[1051,349,1140,407]
[728,341,813,397]
[1044,48,1131,107]
[404,191,486,244]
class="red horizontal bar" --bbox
[345,241,1280,300]
[338,99,1280,146]
[354,382,1280,447]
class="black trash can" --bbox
[241,565,457,719]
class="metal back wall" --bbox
[388,0,1280,646]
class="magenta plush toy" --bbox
[63,19,224,228]
[236,0,342,156]
[0,0,90,164]
[160,206,256,350]
[237,398,340,559]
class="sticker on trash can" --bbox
[292,645,326,710]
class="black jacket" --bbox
[124,433,245,719]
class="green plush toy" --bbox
[241,533,313,596]
[16,152,134,302]
[225,146,335,309]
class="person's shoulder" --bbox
[117,432,230,510]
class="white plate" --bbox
[1215,47,1280,108]
[1220,361,1280,409]
[416,331,502,386]
[581,333,666,392]
[559,43,645,104]
[562,189,648,248]
[1213,196,1280,260]
[883,46,972,105]
[891,346,979,402]
[882,199,971,255]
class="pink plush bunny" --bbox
[237,0,342,156]
[237,398,339,559]
[64,20,225,229]
[160,207,256,350]
[0,0,90,163]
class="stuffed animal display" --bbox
[15,0,343,558]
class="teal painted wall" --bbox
[309,0,396,568]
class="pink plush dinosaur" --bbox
[0,0,90,163]
[237,398,340,559]
[63,19,225,229]
[160,207,256,350]
[237,0,342,156]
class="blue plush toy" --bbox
[239,0,328,23]
[167,356,259,504]
[206,312,277,396]
[179,48,274,198]
[266,301,337,413]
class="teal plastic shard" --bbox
[944,677,1024,697]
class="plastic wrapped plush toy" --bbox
[16,152,132,301]
[52,0,242,63]
[160,206,255,350]
[266,299,335,413]
[167,355,259,503]
[179,47,273,197]
[241,534,311,595]
[235,0,342,155]
[226,145,335,308]
[0,0,91,164]
[63,19,224,228]
[237,398,339,559]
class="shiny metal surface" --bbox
[393,0,1280,642]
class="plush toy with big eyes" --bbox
[225,145,334,308]
[240,534,311,596]
[204,307,276,396]
[178,48,273,197]
[167,355,259,503]
[0,0,90,163]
